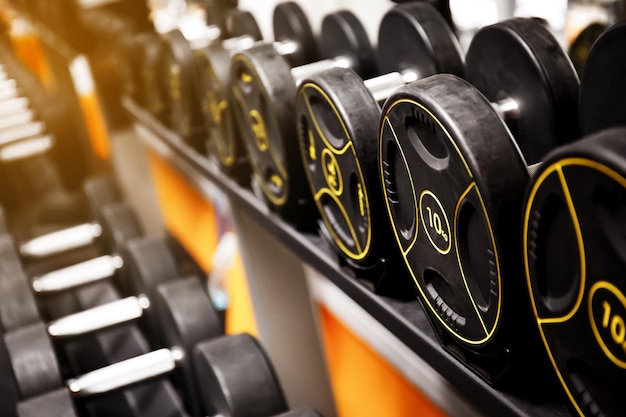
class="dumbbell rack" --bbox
[122,97,575,417]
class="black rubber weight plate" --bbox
[0,269,39,332]
[379,74,528,346]
[568,22,607,76]
[297,68,379,263]
[82,175,120,218]
[230,44,299,210]
[523,127,626,417]
[580,22,626,136]
[273,1,317,66]
[377,2,463,77]
[6,321,62,398]
[163,30,199,138]
[319,11,376,78]
[138,32,169,118]
[98,202,143,254]
[466,18,580,165]
[193,333,287,417]
[0,325,20,417]
[195,43,242,170]
[225,10,263,41]
[17,388,78,417]
[119,235,178,297]
[154,278,223,416]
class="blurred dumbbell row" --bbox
[0,174,323,417]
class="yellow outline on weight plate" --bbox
[523,157,626,417]
[380,98,501,345]
[453,182,502,340]
[298,83,372,261]
[231,54,288,207]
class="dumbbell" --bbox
[66,280,191,417]
[3,275,220,417]
[568,21,608,76]
[0,101,54,164]
[377,17,580,385]
[0,201,142,323]
[0,279,188,417]
[0,75,46,150]
[14,176,122,261]
[11,287,286,417]
[195,3,316,177]
[230,10,377,227]
[294,3,462,295]
[523,23,626,417]
[161,8,261,150]
[128,2,228,121]
[0,229,182,338]
[194,2,318,181]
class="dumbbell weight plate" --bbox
[118,236,179,298]
[82,176,121,224]
[0,267,40,332]
[5,322,62,399]
[153,278,224,416]
[16,389,77,417]
[137,32,169,119]
[523,128,626,417]
[296,3,462,280]
[380,75,531,381]
[230,11,375,225]
[195,42,249,180]
[298,70,379,264]
[198,5,316,181]
[579,22,626,136]
[273,1,318,66]
[163,30,204,147]
[193,333,288,417]
[465,18,580,165]
[568,22,607,76]
[224,10,263,40]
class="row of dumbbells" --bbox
[120,2,626,417]
[0,175,323,417]
[0,53,83,219]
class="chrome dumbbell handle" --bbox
[47,294,149,339]
[20,222,103,259]
[32,254,123,293]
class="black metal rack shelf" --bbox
[123,97,574,417]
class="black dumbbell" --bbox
[523,23,626,417]
[195,2,318,182]
[1,202,142,322]
[568,21,608,76]
[12,289,285,417]
[294,3,462,295]
[3,275,220,417]
[3,225,190,351]
[0,279,189,417]
[14,176,122,261]
[65,281,191,417]
[161,9,260,149]
[230,10,377,227]
[134,31,171,119]
[377,17,579,385]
